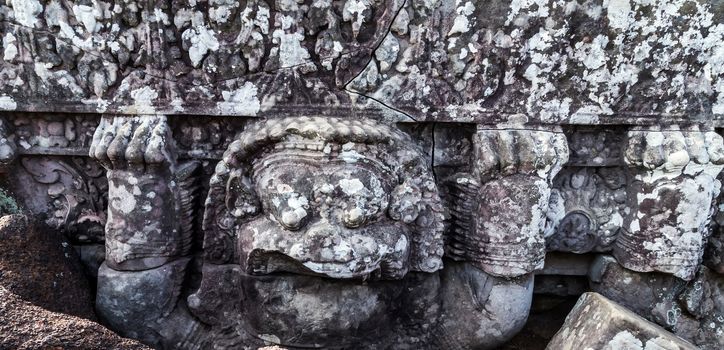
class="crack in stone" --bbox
[341,0,418,122]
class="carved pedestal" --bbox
[90,116,201,347]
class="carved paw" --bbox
[90,116,198,271]
[473,128,569,183]
[617,129,724,280]
[624,129,724,177]
[460,129,570,277]
[91,119,202,348]
[90,116,176,171]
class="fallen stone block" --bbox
[546,292,696,350]
[589,255,724,349]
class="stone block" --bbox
[547,292,697,350]
[589,255,724,349]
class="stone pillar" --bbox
[468,127,569,277]
[90,116,200,347]
[616,127,724,281]
[432,126,568,349]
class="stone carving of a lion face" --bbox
[189,117,445,347]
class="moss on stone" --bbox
[0,188,19,216]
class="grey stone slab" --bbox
[589,255,724,349]
[1,1,723,124]
[547,292,697,350]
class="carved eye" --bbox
[270,192,310,231]
[342,207,366,228]
[278,207,307,230]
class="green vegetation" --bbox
[0,188,19,216]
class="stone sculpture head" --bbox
[192,117,445,346]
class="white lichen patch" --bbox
[0,95,17,110]
[2,0,723,127]
[33,62,86,96]
[606,0,633,30]
[272,15,312,68]
[375,35,400,72]
[604,330,643,350]
[81,98,110,113]
[72,4,100,34]
[257,334,281,345]
[2,33,18,62]
[129,86,159,114]
[219,82,261,116]
[343,0,371,39]
[714,80,724,115]
[340,149,364,163]
[339,178,365,195]
[209,0,239,24]
[569,106,603,124]
[448,1,476,36]
[348,60,379,92]
[170,98,185,112]
[109,181,138,215]
[511,0,724,119]
[354,0,724,122]
[280,192,309,227]
[506,0,551,25]
[10,0,43,28]
[543,189,566,238]
[182,25,220,68]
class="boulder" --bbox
[0,286,148,350]
[547,292,696,350]
[589,255,724,349]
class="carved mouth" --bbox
[251,336,328,349]
[245,250,405,281]
[238,264,404,349]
